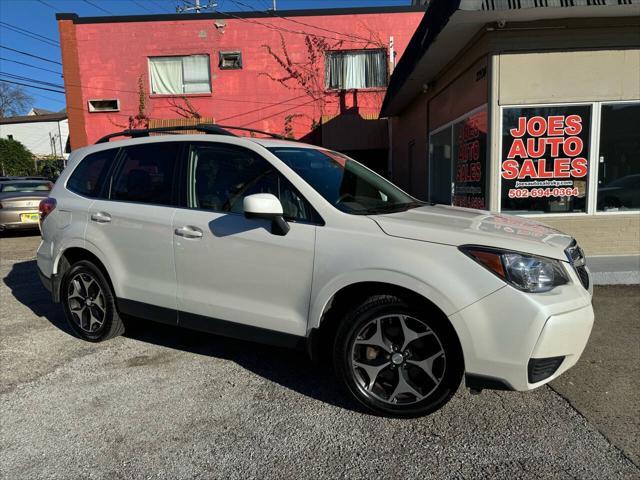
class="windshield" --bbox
[0,181,52,193]
[267,147,421,214]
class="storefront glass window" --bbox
[429,108,487,208]
[501,105,591,214]
[452,109,487,209]
[429,127,453,205]
[597,103,640,212]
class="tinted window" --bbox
[597,103,640,211]
[267,147,418,215]
[188,143,317,222]
[67,149,116,198]
[111,143,180,205]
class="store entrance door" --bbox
[429,128,453,204]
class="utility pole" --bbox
[176,0,217,13]
[272,0,276,10]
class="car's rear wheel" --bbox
[61,260,124,342]
[333,295,463,418]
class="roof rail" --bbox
[95,123,287,144]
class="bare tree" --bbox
[0,82,33,118]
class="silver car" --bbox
[0,179,52,232]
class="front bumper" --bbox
[449,271,594,391]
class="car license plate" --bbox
[20,213,40,223]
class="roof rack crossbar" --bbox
[215,125,286,140]
[95,124,235,143]
[95,123,287,144]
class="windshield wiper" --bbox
[359,201,425,215]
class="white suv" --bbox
[37,126,594,417]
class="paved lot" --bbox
[1,232,639,479]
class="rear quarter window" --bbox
[67,149,117,198]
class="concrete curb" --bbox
[588,255,640,286]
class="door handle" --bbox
[174,225,203,239]
[90,212,111,223]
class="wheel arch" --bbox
[54,245,116,302]
[307,277,463,366]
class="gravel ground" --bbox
[1,233,639,479]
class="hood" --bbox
[370,205,574,261]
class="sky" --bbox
[0,0,413,114]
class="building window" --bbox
[500,105,592,214]
[88,99,120,112]
[325,50,387,90]
[597,102,640,212]
[219,51,242,70]
[428,107,488,209]
[149,55,211,95]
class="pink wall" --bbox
[59,11,423,147]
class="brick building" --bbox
[56,5,424,173]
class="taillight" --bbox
[39,197,57,222]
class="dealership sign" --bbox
[453,109,487,210]
[501,106,591,213]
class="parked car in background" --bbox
[597,174,640,211]
[0,179,53,232]
[37,126,594,417]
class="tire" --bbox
[61,260,124,342]
[333,295,463,418]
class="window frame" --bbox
[183,141,325,226]
[427,104,489,208]
[324,48,389,92]
[87,99,120,113]
[218,51,243,70]
[65,147,121,200]
[147,54,212,96]
[497,100,640,217]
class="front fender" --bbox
[307,268,457,333]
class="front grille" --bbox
[565,241,589,290]
[528,356,565,383]
[576,265,590,290]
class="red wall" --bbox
[58,11,423,148]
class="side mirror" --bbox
[243,193,290,236]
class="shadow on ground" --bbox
[0,229,42,238]
[3,259,359,413]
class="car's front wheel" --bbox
[333,295,463,418]
[61,260,124,342]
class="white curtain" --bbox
[342,53,367,90]
[150,57,183,95]
[183,55,210,93]
[325,50,387,90]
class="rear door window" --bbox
[110,143,181,205]
[67,148,117,198]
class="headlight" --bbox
[459,246,569,293]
